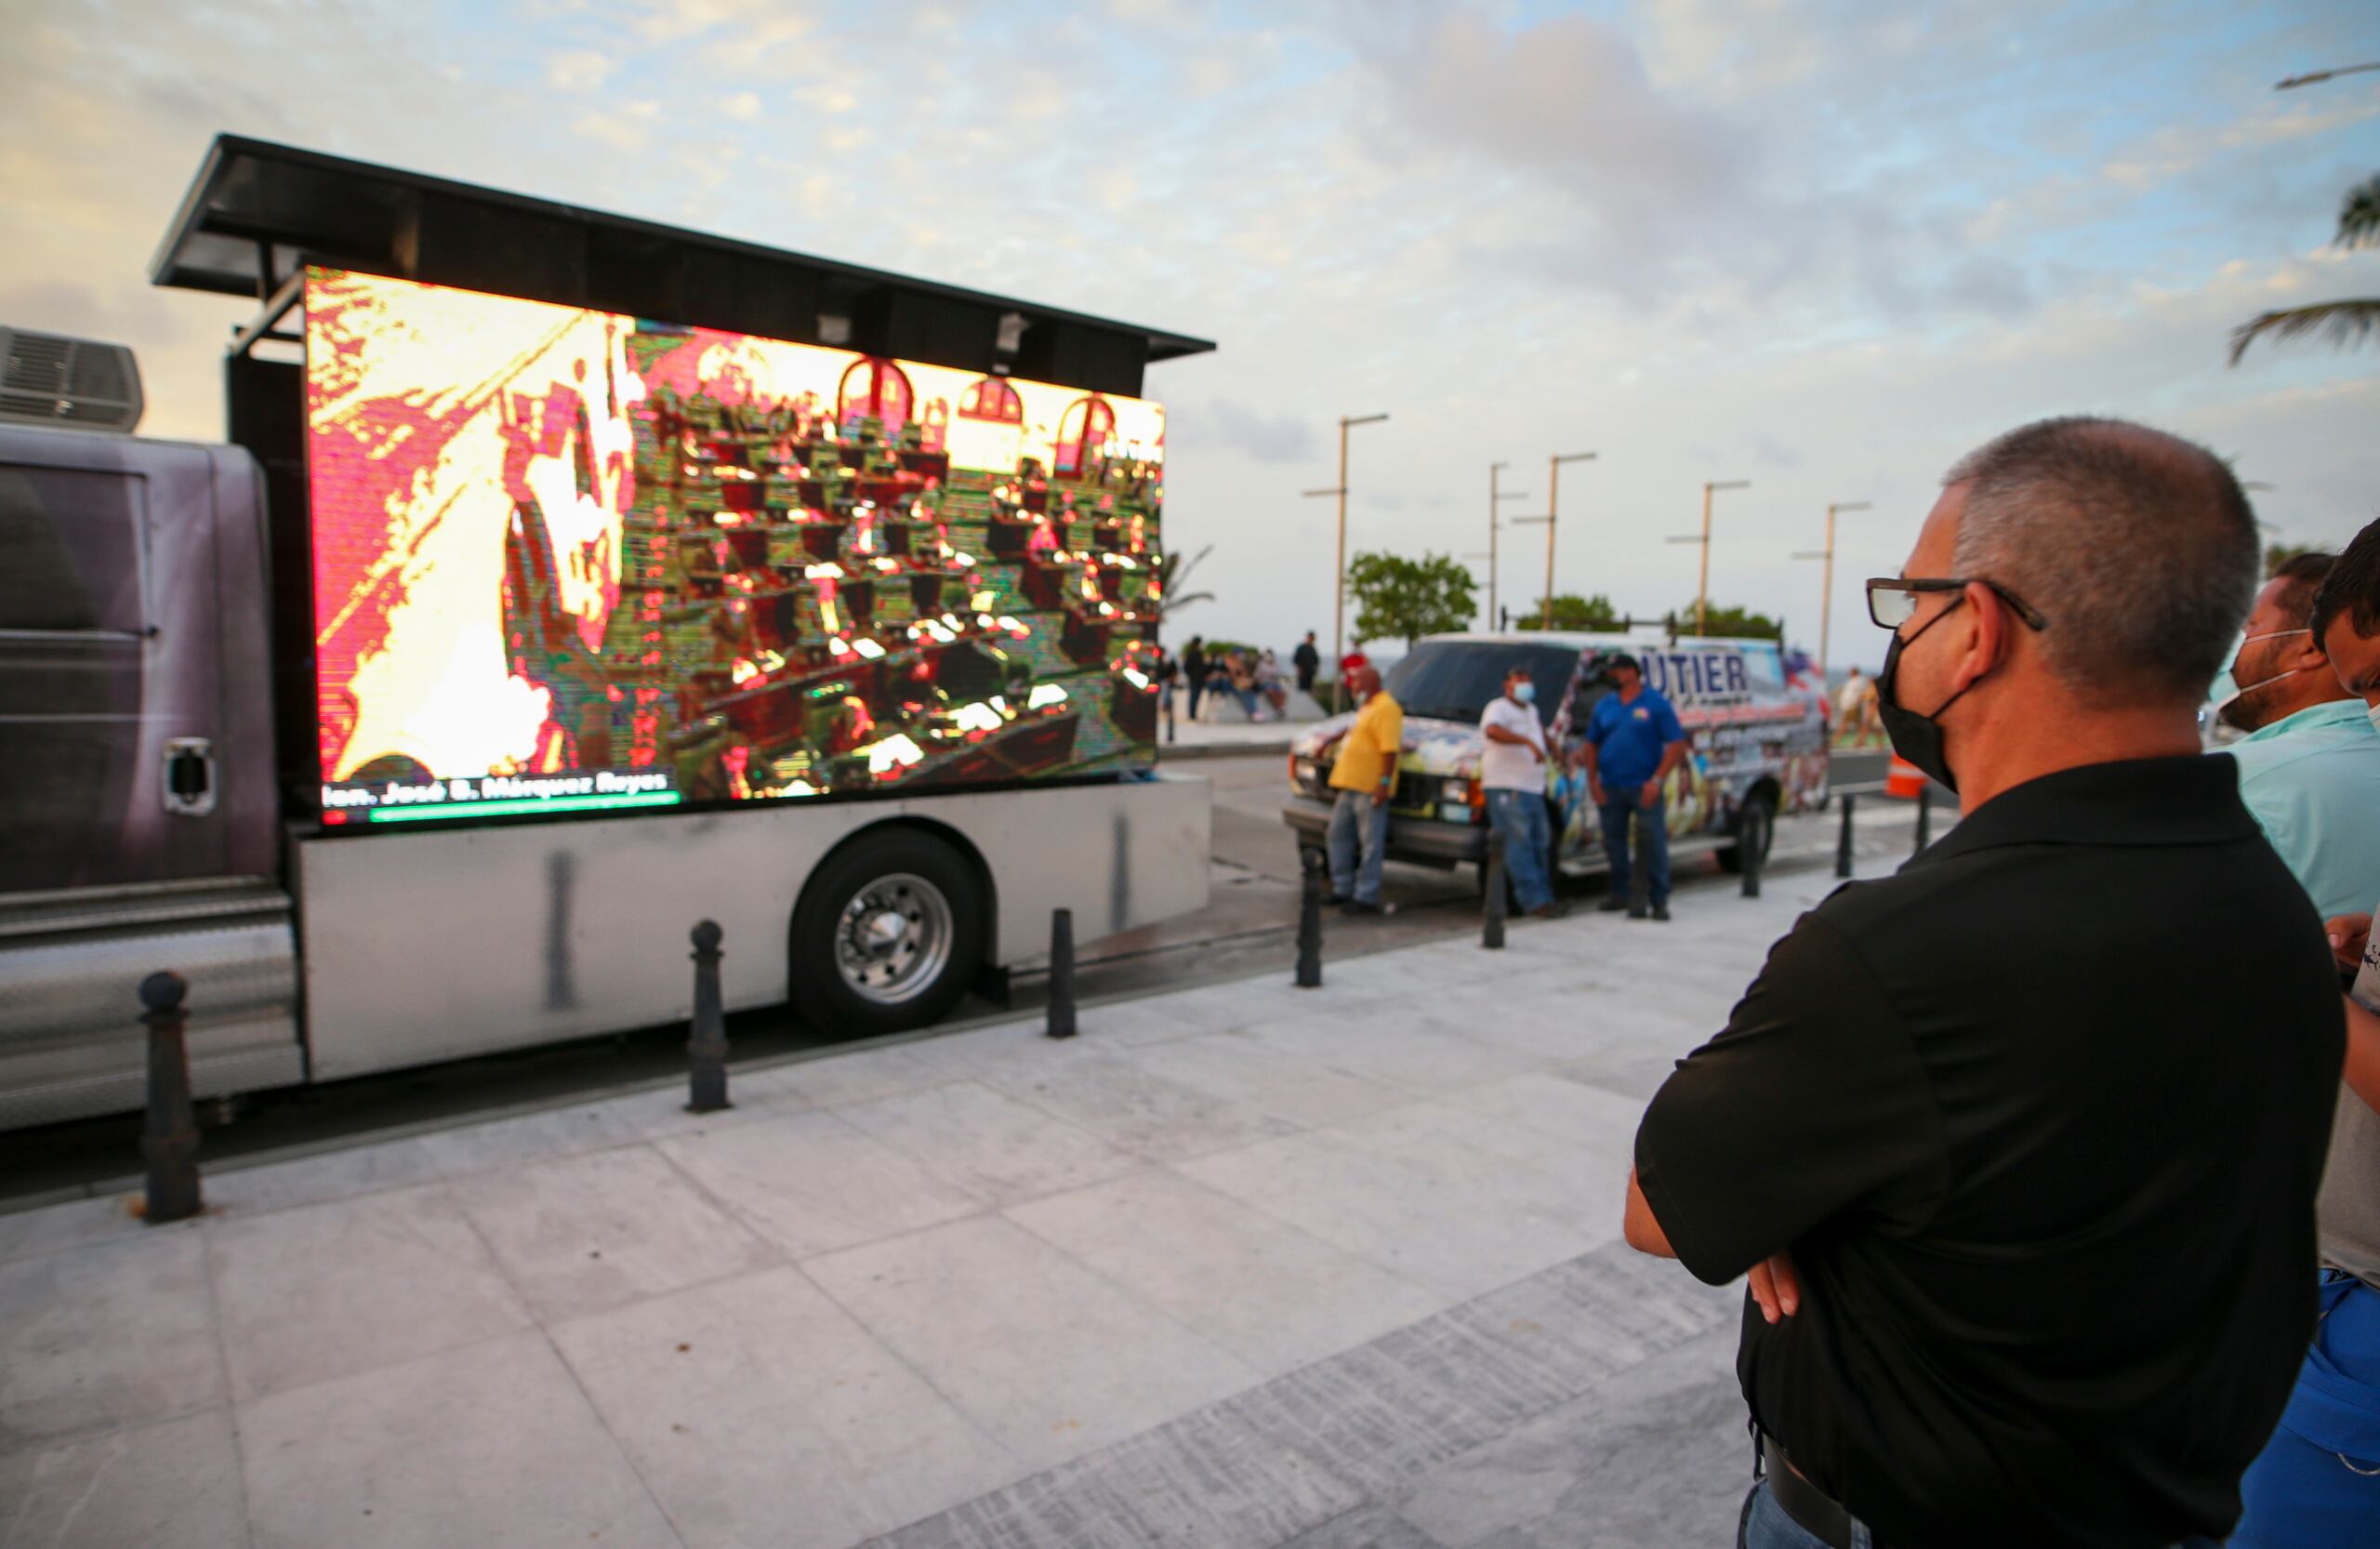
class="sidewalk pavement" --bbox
[1157,718,1305,760]
[0,854,1906,1549]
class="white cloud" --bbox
[721,91,760,121]
[572,100,661,152]
[546,49,615,91]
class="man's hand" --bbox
[1748,1251,1802,1325]
[2327,913,2372,975]
[1639,778,1662,806]
[1588,778,1607,807]
[1371,782,1392,808]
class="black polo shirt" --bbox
[1634,755,2343,1549]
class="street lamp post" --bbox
[1507,451,1596,630]
[1486,463,1529,631]
[1790,500,1869,674]
[1303,413,1389,710]
[1666,480,1750,635]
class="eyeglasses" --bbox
[1866,576,2049,632]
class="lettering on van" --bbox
[319,768,677,813]
[1639,652,1750,702]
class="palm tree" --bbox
[2230,173,2380,364]
[1154,543,1215,620]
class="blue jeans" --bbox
[1485,788,1554,912]
[2232,1273,2380,1547]
[1598,787,1670,906]
[1739,1479,1871,1549]
[1327,788,1389,905]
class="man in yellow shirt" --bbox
[1326,661,1403,915]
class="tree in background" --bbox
[1155,544,1215,621]
[1683,602,1783,639]
[1347,550,1476,647]
[2230,172,2379,364]
[2267,541,2329,576]
[1515,592,1624,632]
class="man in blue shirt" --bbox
[2218,552,2380,919]
[1578,654,1686,920]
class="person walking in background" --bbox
[1479,662,1563,918]
[1293,630,1320,694]
[1833,666,1872,747]
[1153,643,1179,744]
[2214,550,2380,920]
[1325,660,1401,916]
[1182,635,1207,722]
[2234,520,2380,1545]
[1625,417,2341,1549]
[1577,653,1685,920]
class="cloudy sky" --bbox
[6,0,2375,669]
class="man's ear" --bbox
[1950,580,2005,694]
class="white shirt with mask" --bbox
[1478,694,1548,792]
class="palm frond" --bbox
[2340,174,2380,250]
[2228,298,2380,364]
[1160,589,1215,616]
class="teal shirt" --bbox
[2224,698,2380,919]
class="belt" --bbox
[1764,1435,1877,1549]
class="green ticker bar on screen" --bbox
[364,791,684,824]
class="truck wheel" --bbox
[1718,791,1776,875]
[791,827,984,1037]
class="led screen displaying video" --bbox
[304,268,1165,826]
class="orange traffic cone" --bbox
[1884,755,1927,799]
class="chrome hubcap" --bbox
[834,872,953,1005]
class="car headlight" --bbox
[1439,777,1471,803]
[1294,758,1319,785]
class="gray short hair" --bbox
[1944,417,2258,705]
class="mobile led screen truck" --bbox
[0,138,1213,1130]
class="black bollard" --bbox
[1914,783,1933,854]
[1482,829,1508,949]
[686,920,731,1112]
[1294,861,1325,988]
[1835,792,1857,879]
[1047,908,1078,1039]
[1740,811,1763,899]
[139,972,203,1225]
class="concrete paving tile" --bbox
[206,1135,443,1219]
[579,1083,782,1143]
[1277,1505,1453,1549]
[1007,1171,1447,1378]
[1441,1073,1648,1152]
[1180,1126,1596,1301]
[1558,1050,1689,1103]
[0,1408,249,1549]
[1142,978,1296,1034]
[805,1215,1261,1474]
[1332,1104,1632,1248]
[418,1101,645,1179]
[0,1192,152,1265]
[1397,1328,1748,1549]
[875,1404,1365,1549]
[982,1053,1298,1163]
[207,1182,531,1402]
[1206,1338,1506,1498]
[656,1108,985,1260]
[0,1231,224,1448]
[833,1081,1143,1208]
[1236,1016,1545,1098]
[554,1264,1018,1549]
[448,1145,781,1323]
[736,1042,940,1108]
[1120,1031,1411,1129]
[238,1329,680,1549]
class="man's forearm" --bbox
[1651,741,1686,786]
[1622,1168,1677,1258]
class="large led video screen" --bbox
[304,268,1165,826]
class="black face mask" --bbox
[1876,595,1982,794]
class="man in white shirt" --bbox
[1479,662,1565,918]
